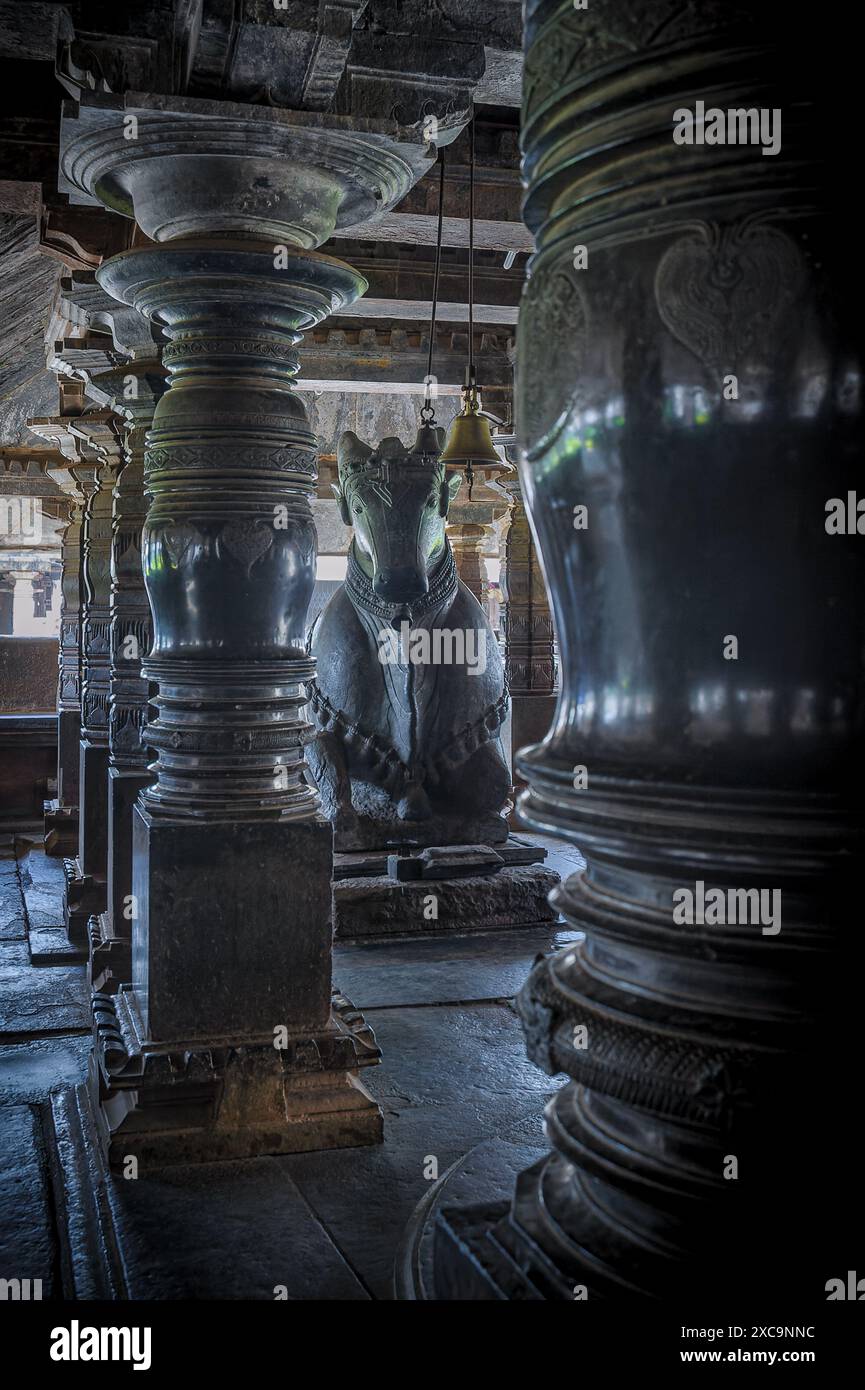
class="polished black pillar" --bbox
[434,0,863,1300]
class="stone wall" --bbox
[0,636,58,711]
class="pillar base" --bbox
[56,707,81,812]
[44,799,79,857]
[105,766,150,945]
[90,985,383,1170]
[88,912,130,995]
[63,857,105,946]
[396,1139,547,1301]
[77,740,110,876]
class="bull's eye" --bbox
[353,502,363,515]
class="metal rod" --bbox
[468,114,475,388]
[424,148,447,413]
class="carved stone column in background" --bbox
[38,435,96,858]
[434,1,862,1299]
[445,471,510,634]
[63,434,121,946]
[446,520,487,605]
[498,476,557,787]
[95,368,165,992]
[59,95,453,1164]
[45,496,83,851]
[44,291,166,985]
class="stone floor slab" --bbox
[281,1095,553,1298]
[28,927,87,965]
[49,1080,372,1302]
[0,1034,90,1102]
[0,945,89,1037]
[16,841,65,931]
[362,1002,564,1111]
[0,1104,56,1295]
[0,861,25,941]
[334,925,580,1009]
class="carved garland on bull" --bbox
[306,428,512,851]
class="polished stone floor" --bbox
[0,825,583,1300]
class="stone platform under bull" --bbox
[333,837,560,938]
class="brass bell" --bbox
[439,384,510,472]
[413,420,446,460]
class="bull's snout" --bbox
[374,567,429,602]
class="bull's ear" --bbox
[337,429,370,462]
[332,482,352,526]
[439,471,462,516]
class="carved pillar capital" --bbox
[60,94,435,245]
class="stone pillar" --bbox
[498,478,557,779]
[434,2,861,1299]
[37,430,98,856]
[446,521,487,605]
[63,444,120,945]
[43,494,84,852]
[59,97,446,1165]
[45,289,166,959]
[93,370,165,993]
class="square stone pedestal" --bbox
[63,741,110,942]
[57,708,82,806]
[332,840,560,939]
[63,857,105,947]
[89,767,153,994]
[43,799,78,857]
[78,740,109,877]
[89,807,383,1168]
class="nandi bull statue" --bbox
[307,425,512,851]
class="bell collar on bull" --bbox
[334,427,462,625]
